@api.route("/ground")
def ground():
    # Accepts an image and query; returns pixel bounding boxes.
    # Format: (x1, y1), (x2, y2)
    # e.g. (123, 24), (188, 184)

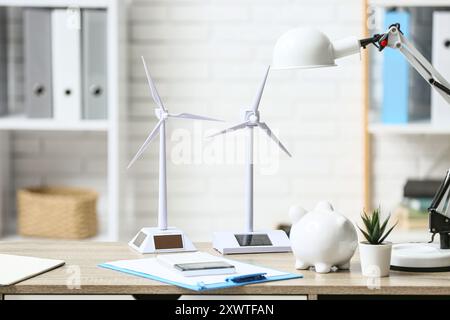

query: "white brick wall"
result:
(8, 0), (375, 241)
(121, 0), (366, 240)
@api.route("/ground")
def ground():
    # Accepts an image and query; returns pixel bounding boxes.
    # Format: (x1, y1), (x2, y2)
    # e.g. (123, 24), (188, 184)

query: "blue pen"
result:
(226, 273), (267, 283)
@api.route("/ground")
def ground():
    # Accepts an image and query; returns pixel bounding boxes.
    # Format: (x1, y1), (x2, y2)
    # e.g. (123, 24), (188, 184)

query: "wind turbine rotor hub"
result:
(206, 65), (292, 161)
(155, 108), (169, 120)
(244, 110), (260, 124)
(249, 114), (258, 123)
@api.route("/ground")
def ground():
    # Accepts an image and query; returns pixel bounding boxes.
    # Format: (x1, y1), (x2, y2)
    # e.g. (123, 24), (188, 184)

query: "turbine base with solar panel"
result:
(128, 57), (222, 254)
(209, 66), (292, 255)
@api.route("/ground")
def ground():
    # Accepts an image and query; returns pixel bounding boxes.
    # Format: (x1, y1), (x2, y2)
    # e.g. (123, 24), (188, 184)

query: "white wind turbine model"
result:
(210, 65), (292, 254)
(128, 56), (221, 254)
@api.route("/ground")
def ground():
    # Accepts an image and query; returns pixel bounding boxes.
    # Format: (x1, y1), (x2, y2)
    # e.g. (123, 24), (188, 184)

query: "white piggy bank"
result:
(289, 201), (358, 273)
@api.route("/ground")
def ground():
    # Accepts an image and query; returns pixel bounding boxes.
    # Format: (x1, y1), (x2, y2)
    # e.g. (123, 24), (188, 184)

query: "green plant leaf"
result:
(371, 208), (379, 231)
(379, 214), (390, 238)
(379, 221), (398, 244)
(359, 206), (397, 245)
(361, 211), (367, 221)
(357, 225), (372, 243)
(361, 214), (372, 234)
(362, 209), (370, 221)
(373, 212), (381, 243)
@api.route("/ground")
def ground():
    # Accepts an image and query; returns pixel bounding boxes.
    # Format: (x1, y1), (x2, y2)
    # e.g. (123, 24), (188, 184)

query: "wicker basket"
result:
(17, 186), (98, 239)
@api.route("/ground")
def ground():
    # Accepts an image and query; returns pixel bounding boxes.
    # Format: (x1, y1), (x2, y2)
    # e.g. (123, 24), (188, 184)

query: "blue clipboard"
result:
(99, 261), (302, 292)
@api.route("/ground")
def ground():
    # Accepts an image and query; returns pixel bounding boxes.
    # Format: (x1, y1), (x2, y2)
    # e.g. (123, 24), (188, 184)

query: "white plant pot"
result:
(359, 242), (392, 277)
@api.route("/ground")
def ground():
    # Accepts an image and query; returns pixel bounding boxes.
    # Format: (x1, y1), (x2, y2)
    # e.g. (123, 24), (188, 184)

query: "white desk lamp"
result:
(272, 24), (450, 271)
(128, 56), (221, 254)
(210, 66), (292, 254)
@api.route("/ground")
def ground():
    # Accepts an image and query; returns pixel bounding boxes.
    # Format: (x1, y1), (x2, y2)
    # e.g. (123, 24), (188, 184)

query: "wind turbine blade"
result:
(141, 56), (166, 111)
(127, 119), (164, 169)
(207, 121), (249, 138)
(258, 122), (292, 157)
(169, 113), (223, 122)
(251, 65), (270, 112)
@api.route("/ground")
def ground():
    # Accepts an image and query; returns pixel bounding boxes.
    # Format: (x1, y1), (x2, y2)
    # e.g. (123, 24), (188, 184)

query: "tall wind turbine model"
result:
(128, 56), (221, 254)
(210, 66), (292, 254)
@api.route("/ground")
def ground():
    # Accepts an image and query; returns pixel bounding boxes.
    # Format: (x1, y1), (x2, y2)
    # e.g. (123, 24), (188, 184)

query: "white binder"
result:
(52, 9), (82, 121)
(0, 7), (7, 116)
(431, 12), (450, 126)
(82, 10), (107, 120)
(0, 134), (9, 237)
(24, 8), (53, 118)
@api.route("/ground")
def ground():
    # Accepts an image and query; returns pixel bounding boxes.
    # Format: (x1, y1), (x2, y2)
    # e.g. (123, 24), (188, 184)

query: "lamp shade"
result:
(272, 27), (336, 70)
(272, 27), (361, 70)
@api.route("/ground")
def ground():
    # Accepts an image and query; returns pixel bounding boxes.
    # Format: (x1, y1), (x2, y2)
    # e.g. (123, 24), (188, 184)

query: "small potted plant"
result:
(358, 208), (397, 277)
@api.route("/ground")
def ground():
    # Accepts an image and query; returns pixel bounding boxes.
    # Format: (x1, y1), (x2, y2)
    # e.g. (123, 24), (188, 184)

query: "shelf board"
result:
(0, 115), (108, 131)
(0, 232), (111, 242)
(0, 0), (109, 8)
(369, 122), (450, 135)
(369, 0), (450, 7)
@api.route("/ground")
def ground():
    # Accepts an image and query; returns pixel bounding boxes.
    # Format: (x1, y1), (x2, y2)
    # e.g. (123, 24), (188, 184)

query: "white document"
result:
(432, 12), (450, 126)
(103, 254), (288, 287)
(0, 254), (65, 286)
(52, 9), (82, 121)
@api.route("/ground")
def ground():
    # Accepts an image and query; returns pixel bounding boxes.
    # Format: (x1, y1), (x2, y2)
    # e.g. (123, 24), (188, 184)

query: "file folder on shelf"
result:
(431, 12), (450, 126)
(24, 8), (53, 118)
(408, 7), (432, 122)
(0, 8), (7, 116)
(82, 10), (107, 120)
(52, 9), (82, 121)
(0, 133), (8, 237)
(382, 10), (410, 124)
(99, 255), (301, 291)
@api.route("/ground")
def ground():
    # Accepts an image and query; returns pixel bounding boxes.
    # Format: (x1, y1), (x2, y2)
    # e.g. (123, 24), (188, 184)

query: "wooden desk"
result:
(1, 241), (450, 299)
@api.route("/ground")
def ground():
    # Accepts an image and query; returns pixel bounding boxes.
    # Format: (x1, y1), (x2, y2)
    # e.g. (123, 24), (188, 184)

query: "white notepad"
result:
(156, 252), (226, 267)
(156, 252), (236, 276)
(0, 254), (65, 286)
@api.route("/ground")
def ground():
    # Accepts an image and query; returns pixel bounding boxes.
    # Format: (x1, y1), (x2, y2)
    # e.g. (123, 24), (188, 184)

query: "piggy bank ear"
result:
(289, 205), (308, 224)
(315, 201), (334, 212)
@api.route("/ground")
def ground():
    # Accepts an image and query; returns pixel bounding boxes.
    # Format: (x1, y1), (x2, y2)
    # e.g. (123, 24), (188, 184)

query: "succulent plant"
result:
(358, 207), (397, 245)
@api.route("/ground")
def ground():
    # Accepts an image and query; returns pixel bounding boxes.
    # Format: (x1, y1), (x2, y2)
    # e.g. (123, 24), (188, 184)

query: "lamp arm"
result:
(393, 32), (450, 248)
(379, 25), (450, 249)
(392, 28), (450, 103)
(359, 24), (450, 104)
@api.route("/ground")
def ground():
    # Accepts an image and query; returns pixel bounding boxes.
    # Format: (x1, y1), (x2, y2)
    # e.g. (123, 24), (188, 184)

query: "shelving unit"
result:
(0, 0), (127, 241)
(369, 0), (450, 7)
(363, 0), (450, 210)
(368, 123), (450, 135)
(0, 114), (109, 131)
